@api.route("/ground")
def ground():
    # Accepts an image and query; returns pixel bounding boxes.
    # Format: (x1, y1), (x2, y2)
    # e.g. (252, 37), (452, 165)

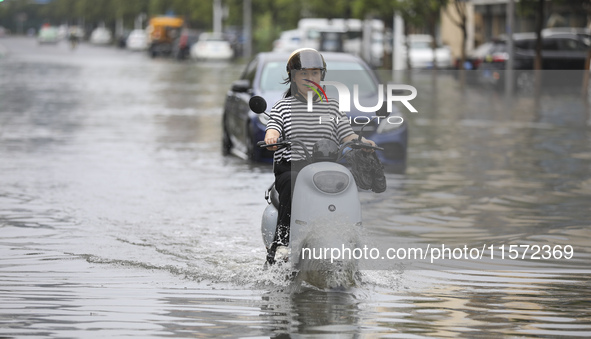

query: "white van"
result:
(272, 29), (303, 53)
(297, 18), (384, 67)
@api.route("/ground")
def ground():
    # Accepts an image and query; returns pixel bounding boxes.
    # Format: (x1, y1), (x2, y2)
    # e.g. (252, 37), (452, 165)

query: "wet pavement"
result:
(1, 36), (590, 338)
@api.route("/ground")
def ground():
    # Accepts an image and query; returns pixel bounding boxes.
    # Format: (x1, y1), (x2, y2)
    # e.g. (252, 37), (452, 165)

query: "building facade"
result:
(440, 0), (589, 59)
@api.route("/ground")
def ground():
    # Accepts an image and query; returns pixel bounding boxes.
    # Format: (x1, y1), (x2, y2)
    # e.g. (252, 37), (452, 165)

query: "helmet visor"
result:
(288, 49), (326, 71)
(298, 50), (325, 70)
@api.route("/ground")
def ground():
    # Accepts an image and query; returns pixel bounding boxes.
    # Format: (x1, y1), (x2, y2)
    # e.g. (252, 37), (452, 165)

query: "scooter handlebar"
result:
(341, 140), (384, 152)
(257, 139), (290, 149)
(257, 139), (381, 163)
(349, 142), (384, 151)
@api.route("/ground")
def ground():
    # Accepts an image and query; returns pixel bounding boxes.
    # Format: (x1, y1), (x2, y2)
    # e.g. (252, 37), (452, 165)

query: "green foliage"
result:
(302, 0), (351, 19)
(0, 0), (447, 53)
(253, 11), (276, 52)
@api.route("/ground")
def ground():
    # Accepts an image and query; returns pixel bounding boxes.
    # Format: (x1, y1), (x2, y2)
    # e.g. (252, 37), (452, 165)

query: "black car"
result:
(222, 52), (409, 165)
(477, 32), (590, 89)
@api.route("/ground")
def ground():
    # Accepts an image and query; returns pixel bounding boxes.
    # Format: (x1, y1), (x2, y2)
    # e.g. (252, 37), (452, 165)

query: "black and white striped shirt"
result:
(266, 96), (355, 162)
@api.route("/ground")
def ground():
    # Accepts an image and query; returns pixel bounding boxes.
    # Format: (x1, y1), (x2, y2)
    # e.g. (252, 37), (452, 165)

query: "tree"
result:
(422, 0), (448, 71)
(249, 0), (303, 52)
(393, 0), (423, 70)
(349, 0), (393, 68)
(304, 0), (351, 19)
(564, 0), (591, 96)
(395, 0), (447, 70)
(443, 0), (468, 70)
(518, 0), (545, 70)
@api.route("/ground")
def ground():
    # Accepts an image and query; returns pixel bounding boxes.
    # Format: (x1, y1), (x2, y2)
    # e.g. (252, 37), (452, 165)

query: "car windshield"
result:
(259, 62), (288, 91)
(202, 34), (226, 42)
(259, 60), (377, 97)
(40, 28), (57, 36)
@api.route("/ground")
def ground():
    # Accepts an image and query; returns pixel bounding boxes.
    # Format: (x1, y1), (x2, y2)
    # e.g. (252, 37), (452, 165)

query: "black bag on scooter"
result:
(345, 149), (387, 193)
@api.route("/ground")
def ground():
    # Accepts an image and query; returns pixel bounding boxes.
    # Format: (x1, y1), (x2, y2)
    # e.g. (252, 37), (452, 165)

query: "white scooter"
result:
(250, 96), (386, 289)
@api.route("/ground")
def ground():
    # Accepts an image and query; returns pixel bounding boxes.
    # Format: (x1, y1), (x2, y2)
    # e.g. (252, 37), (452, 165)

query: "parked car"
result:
(454, 41), (495, 70)
(370, 31), (385, 68)
(126, 29), (148, 51)
(190, 33), (233, 60)
(542, 27), (591, 45)
(37, 26), (60, 44)
(404, 34), (453, 69)
(172, 28), (200, 59)
(273, 29), (303, 52)
(477, 32), (589, 89)
(57, 25), (69, 41)
(222, 52), (408, 165)
(318, 29), (347, 53)
(90, 27), (112, 45)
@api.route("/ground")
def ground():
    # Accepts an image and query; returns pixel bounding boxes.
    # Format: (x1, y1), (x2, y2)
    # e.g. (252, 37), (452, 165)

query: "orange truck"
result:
(146, 16), (184, 57)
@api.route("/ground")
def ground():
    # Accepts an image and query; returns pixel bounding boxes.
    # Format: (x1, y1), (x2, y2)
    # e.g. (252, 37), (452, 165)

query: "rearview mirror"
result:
(376, 104), (390, 118)
(231, 79), (251, 93)
(249, 96), (267, 114)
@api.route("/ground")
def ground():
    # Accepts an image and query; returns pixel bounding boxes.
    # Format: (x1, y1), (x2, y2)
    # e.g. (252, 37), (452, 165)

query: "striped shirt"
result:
(266, 96), (355, 162)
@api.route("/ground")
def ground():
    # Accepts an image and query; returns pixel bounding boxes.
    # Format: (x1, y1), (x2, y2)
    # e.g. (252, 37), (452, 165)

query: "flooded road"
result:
(1, 37), (590, 338)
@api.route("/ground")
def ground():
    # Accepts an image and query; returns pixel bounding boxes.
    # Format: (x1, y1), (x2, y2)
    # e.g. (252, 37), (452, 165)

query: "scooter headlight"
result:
(313, 171), (350, 194)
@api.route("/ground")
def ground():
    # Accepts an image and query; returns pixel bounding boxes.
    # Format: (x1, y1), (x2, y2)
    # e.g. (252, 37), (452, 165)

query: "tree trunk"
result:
(534, 0), (544, 70)
(404, 20), (412, 70)
(582, 48), (591, 97)
(533, 0), (544, 96)
(459, 23), (467, 86)
(460, 24), (467, 68)
(430, 18), (438, 71)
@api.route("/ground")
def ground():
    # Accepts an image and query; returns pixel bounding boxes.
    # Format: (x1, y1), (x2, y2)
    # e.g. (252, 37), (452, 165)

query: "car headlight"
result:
(376, 115), (404, 134)
(258, 113), (270, 125)
(313, 171), (350, 194)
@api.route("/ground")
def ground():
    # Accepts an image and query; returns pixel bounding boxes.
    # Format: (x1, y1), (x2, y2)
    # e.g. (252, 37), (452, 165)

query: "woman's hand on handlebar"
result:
(343, 134), (380, 152)
(356, 139), (383, 152)
(263, 129), (281, 151)
(363, 138), (377, 149)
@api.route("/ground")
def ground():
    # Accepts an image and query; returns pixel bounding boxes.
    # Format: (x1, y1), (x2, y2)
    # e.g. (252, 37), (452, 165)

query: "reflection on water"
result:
(0, 37), (590, 337)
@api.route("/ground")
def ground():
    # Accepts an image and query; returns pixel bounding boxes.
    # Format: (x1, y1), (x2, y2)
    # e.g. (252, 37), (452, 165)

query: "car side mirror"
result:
(376, 104), (390, 118)
(249, 96), (267, 114)
(358, 103), (390, 142)
(231, 79), (251, 93)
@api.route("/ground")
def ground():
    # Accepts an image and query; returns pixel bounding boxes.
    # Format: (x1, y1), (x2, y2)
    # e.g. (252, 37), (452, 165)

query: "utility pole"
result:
(136, 13), (146, 30)
(392, 13), (406, 82)
(505, 0), (515, 98)
(213, 0), (222, 34)
(243, 0), (252, 58)
(362, 17), (372, 64)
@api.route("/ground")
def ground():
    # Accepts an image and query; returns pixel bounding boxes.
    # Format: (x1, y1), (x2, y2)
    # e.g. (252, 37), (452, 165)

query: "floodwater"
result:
(0, 37), (590, 338)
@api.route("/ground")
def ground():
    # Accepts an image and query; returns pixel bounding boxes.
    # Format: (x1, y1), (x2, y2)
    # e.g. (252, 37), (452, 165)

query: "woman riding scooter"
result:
(263, 48), (377, 265)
